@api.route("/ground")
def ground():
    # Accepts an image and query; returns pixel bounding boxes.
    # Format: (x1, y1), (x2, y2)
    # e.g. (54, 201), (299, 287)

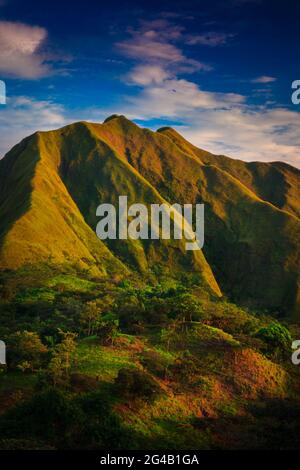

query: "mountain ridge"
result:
(0, 115), (300, 317)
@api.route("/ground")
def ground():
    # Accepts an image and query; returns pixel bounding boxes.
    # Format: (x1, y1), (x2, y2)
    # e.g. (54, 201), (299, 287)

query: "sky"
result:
(0, 0), (300, 167)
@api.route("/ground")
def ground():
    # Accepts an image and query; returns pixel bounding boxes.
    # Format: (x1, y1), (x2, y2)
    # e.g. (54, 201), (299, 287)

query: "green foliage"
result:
(75, 390), (131, 449)
(255, 322), (292, 357)
(0, 388), (131, 449)
(0, 388), (83, 445)
(80, 301), (100, 336)
(7, 331), (48, 371)
(47, 330), (77, 386)
(96, 314), (119, 345)
(115, 367), (161, 401)
(139, 349), (172, 378)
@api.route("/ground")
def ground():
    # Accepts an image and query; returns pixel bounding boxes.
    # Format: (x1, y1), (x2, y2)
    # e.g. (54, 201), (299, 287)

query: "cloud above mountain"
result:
(114, 19), (300, 168)
(0, 96), (66, 156)
(0, 20), (70, 79)
(0, 21), (50, 78)
(1, 6), (299, 169)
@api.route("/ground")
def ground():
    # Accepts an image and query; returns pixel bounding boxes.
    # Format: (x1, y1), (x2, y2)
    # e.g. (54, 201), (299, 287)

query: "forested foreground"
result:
(1, 264), (300, 450)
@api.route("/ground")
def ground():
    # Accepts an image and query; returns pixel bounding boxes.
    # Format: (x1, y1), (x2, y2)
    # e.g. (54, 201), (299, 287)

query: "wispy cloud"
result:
(185, 32), (234, 46)
(116, 19), (212, 78)
(126, 64), (170, 85)
(0, 96), (67, 156)
(125, 78), (244, 116)
(182, 107), (300, 167)
(252, 75), (277, 83)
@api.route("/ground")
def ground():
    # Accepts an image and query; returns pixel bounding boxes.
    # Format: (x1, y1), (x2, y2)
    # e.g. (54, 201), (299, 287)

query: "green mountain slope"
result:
(0, 131), (127, 278)
(89, 115), (300, 317)
(0, 115), (299, 317)
(0, 121), (221, 297)
(158, 126), (300, 220)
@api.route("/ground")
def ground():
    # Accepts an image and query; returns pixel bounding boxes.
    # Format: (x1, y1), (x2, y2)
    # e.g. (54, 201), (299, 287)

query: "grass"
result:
(0, 371), (37, 393)
(46, 274), (96, 293)
(74, 337), (138, 381)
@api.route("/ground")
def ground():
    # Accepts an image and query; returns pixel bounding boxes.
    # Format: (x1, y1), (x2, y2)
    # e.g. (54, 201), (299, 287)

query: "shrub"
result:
(169, 351), (201, 383)
(0, 388), (83, 445)
(7, 331), (48, 371)
(139, 350), (172, 378)
(75, 390), (129, 448)
(254, 322), (292, 357)
(115, 367), (161, 401)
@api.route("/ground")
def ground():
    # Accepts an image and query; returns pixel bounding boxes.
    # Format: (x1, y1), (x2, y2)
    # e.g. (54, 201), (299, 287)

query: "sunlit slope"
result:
(90, 116), (300, 316)
(0, 132), (127, 277)
(39, 122), (220, 295)
(159, 126), (300, 219)
(0, 122), (221, 297)
(1, 115), (299, 315)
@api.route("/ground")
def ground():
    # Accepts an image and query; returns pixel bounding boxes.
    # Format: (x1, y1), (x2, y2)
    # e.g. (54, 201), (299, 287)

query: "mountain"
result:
(0, 115), (300, 317)
(0, 120), (220, 297)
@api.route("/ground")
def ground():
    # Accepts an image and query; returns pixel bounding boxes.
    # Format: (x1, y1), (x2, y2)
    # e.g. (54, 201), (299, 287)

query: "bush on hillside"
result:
(114, 367), (161, 401)
(254, 322), (292, 357)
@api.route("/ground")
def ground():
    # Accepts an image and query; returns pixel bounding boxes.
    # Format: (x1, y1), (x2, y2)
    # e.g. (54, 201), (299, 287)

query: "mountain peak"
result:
(157, 126), (174, 133)
(103, 114), (127, 124)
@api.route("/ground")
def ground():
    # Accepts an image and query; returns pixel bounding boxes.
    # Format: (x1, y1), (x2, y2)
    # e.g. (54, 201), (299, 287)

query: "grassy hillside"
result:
(0, 121), (221, 297)
(0, 131), (126, 278)
(159, 126), (300, 220)
(88, 116), (300, 317)
(1, 115), (300, 314)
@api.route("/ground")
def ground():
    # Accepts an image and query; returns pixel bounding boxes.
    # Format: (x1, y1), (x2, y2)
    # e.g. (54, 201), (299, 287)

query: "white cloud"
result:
(125, 78), (245, 117)
(126, 65), (170, 85)
(173, 107), (300, 168)
(252, 75), (277, 83)
(0, 21), (66, 79)
(114, 19), (300, 168)
(0, 96), (67, 156)
(115, 75), (300, 168)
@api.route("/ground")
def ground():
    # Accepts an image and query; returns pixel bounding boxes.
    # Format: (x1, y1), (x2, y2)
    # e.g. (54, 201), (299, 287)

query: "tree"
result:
(0, 388), (83, 445)
(48, 330), (77, 386)
(255, 322), (292, 358)
(80, 301), (100, 336)
(169, 293), (204, 323)
(8, 331), (47, 371)
(160, 319), (181, 351)
(96, 313), (119, 345)
(80, 296), (117, 337)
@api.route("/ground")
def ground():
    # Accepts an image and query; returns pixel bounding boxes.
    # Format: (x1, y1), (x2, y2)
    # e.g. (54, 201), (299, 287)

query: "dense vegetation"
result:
(0, 263), (300, 449)
(1, 115), (300, 449)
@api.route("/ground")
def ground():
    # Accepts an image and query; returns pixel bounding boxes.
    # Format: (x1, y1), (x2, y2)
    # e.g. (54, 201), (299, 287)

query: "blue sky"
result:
(0, 0), (300, 167)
